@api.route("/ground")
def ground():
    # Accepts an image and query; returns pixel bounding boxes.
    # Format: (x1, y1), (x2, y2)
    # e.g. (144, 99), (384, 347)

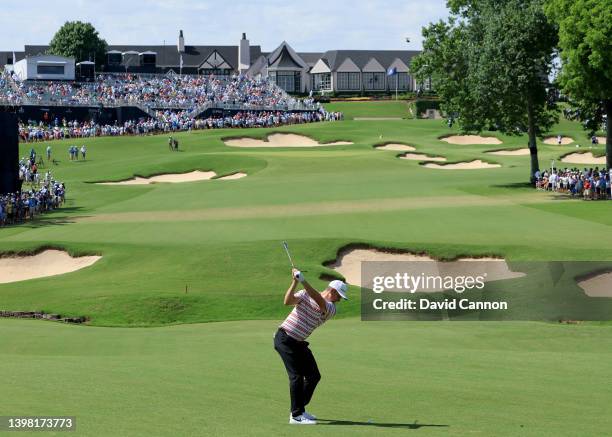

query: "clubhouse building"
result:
(1, 32), (421, 94)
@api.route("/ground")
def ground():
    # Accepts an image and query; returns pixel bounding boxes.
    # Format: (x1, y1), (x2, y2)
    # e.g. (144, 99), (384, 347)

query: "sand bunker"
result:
(423, 160), (501, 170)
(561, 153), (606, 165)
(487, 148), (530, 156)
(544, 136), (574, 145)
(596, 137), (606, 144)
(0, 250), (101, 284)
(224, 133), (352, 148)
(441, 135), (502, 145)
(217, 172), (247, 180)
(98, 171), (218, 185)
(375, 143), (416, 151)
(400, 153), (447, 162)
(578, 272), (612, 297)
(328, 248), (525, 291)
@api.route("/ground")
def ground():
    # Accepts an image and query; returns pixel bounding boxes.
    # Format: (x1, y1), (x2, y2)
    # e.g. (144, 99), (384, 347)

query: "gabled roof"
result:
(246, 55), (268, 77)
(296, 52), (324, 67)
(267, 42), (307, 70)
(319, 50), (420, 72)
(199, 50), (232, 69)
(268, 46), (302, 69)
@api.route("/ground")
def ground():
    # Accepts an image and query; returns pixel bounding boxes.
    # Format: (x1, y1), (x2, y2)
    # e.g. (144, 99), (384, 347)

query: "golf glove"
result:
(293, 271), (305, 283)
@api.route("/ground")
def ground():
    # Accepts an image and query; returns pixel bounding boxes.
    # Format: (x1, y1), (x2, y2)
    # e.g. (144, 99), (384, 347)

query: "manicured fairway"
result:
(325, 100), (412, 119)
(1, 113), (609, 325)
(1, 104), (611, 436)
(2, 318), (612, 437)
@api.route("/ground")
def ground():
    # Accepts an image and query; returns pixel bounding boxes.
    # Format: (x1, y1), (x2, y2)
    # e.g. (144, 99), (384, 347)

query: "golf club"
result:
(282, 241), (295, 268)
(282, 241), (307, 273)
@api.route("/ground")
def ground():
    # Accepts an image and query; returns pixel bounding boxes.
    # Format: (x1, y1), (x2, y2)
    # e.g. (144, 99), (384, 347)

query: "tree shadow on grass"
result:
(491, 182), (534, 190)
(5, 207), (87, 229)
(316, 418), (449, 429)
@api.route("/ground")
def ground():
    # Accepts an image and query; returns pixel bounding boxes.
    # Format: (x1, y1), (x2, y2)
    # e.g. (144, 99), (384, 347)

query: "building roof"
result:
(319, 50), (420, 71)
(23, 44), (262, 69)
(268, 46), (302, 69)
(296, 52), (324, 67)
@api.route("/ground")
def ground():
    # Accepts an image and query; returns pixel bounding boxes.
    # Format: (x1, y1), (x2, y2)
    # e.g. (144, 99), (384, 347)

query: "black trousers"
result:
(274, 328), (321, 417)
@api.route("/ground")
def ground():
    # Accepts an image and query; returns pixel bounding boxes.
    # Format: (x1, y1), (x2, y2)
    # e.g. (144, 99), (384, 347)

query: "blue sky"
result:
(2, 0), (449, 51)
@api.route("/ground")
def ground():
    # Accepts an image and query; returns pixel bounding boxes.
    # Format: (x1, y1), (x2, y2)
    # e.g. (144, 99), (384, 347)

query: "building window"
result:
(277, 73), (294, 93)
(363, 72), (385, 90)
(37, 65), (64, 75)
(337, 72), (360, 90)
(387, 72), (410, 91)
(107, 53), (122, 65)
(273, 71), (299, 93)
(312, 73), (331, 91)
(141, 54), (156, 66)
(294, 72), (301, 93)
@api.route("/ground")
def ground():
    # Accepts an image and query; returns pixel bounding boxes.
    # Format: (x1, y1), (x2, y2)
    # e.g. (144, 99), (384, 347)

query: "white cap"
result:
(328, 280), (348, 300)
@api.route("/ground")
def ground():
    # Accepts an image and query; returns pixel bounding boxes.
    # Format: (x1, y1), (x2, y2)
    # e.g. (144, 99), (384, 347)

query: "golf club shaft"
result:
(282, 241), (295, 268)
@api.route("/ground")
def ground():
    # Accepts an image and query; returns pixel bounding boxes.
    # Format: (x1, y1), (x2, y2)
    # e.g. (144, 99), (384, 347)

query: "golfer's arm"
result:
(302, 280), (327, 314)
(284, 279), (299, 305)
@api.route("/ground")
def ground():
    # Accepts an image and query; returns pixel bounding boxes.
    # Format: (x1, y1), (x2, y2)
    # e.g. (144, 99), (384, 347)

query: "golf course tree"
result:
(48, 21), (107, 67)
(412, 0), (559, 183)
(545, 0), (612, 169)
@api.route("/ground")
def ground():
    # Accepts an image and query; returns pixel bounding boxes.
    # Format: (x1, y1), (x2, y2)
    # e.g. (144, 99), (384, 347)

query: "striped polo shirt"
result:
(280, 290), (336, 341)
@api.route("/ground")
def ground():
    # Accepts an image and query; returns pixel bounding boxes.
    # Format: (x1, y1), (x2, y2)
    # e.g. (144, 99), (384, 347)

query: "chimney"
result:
(238, 33), (250, 75)
(178, 30), (185, 53)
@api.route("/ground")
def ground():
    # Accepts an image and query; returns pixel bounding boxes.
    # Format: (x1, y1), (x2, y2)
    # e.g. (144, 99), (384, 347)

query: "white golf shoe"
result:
(289, 414), (316, 425)
(302, 411), (317, 420)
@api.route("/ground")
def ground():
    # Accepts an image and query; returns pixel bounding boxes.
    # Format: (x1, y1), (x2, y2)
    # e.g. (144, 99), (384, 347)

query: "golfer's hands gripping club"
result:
(292, 268), (305, 283)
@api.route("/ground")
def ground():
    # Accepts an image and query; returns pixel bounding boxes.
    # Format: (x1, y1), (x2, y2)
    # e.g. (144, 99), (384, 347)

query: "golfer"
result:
(274, 267), (348, 425)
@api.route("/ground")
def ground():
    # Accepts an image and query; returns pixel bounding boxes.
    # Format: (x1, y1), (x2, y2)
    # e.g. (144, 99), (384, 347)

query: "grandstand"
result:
(0, 67), (327, 134)
(0, 70), (316, 112)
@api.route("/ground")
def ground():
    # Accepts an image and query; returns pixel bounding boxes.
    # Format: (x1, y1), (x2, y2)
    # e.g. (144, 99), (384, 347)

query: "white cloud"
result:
(0, 0), (448, 51)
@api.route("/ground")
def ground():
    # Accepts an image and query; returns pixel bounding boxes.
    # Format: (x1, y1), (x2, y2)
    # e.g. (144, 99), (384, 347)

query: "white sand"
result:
(578, 272), (612, 297)
(424, 160), (501, 170)
(487, 148), (530, 156)
(543, 136), (574, 145)
(440, 135), (503, 145)
(561, 153), (606, 165)
(375, 143), (416, 151)
(98, 171), (218, 185)
(328, 248), (525, 291)
(224, 133), (353, 148)
(217, 172), (247, 180)
(0, 250), (101, 284)
(597, 137), (606, 145)
(400, 153), (447, 162)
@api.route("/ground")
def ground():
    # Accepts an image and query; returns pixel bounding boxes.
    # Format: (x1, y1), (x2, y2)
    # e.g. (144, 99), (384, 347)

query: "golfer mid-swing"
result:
(274, 268), (348, 425)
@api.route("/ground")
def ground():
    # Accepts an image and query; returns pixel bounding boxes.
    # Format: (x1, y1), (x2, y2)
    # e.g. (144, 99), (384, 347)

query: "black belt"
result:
(277, 328), (308, 344)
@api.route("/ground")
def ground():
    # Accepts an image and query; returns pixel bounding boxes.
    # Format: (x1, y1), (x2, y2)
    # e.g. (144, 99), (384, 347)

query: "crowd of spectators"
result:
(17, 108), (343, 143)
(536, 167), (611, 200)
(0, 152), (66, 226)
(1, 71), (314, 110)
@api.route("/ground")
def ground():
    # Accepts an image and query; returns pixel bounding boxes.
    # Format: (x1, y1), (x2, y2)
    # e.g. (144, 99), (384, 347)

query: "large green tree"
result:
(48, 21), (107, 67)
(545, 0), (612, 169)
(412, 0), (559, 183)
